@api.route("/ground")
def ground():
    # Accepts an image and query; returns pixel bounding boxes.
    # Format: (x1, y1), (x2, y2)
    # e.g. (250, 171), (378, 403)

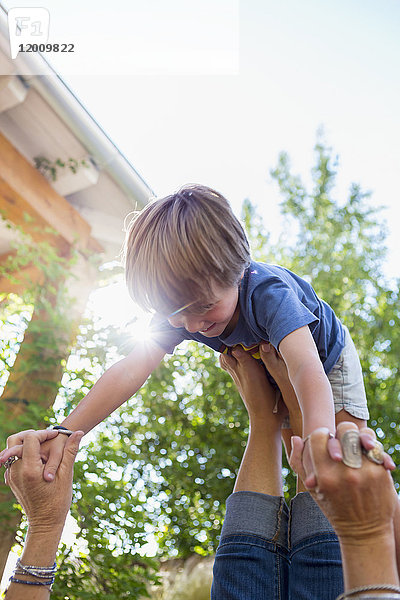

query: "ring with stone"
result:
(3, 456), (18, 470)
(362, 439), (385, 465)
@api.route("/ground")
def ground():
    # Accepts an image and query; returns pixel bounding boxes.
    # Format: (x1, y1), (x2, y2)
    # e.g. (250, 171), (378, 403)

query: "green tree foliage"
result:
(50, 322), (161, 599)
(52, 139), (399, 597)
(0, 223), (76, 426)
(0, 294), (32, 393)
(49, 324), (245, 598)
(0, 225), (78, 550)
(268, 139), (400, 471)
(2, 138), (399, 598)
(104, 343), (246, 557)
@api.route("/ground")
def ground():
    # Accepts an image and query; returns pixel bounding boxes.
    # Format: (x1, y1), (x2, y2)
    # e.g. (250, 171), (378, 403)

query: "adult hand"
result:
(291, 424), (395, 490)
(290, 423), (397, 543)
(0, 428), (58, 467)
(5, 429), (84, 530)
(220, 345), (287, 422)
(259, 343), (302, 432)
(1, 428), (69, 482)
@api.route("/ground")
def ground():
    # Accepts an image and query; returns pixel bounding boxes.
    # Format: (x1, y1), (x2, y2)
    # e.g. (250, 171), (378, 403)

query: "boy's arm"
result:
(0, 342), (167, 481)
(279, 325), (335, 436)
(61, 340), (166, 433)
(37, 341), (166, 481)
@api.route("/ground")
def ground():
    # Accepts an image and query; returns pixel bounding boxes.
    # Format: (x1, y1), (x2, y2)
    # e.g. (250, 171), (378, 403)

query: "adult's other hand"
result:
(5, 429), (84, 530)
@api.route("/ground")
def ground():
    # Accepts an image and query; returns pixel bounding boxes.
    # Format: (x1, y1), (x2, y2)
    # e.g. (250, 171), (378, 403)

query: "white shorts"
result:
(327, 325), (369, 421)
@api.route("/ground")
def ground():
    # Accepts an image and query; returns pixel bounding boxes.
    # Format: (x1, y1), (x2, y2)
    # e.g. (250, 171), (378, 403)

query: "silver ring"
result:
(341, 430), (362, 468)
(362, 440), (385, 465)
(3, 456), (18, 470)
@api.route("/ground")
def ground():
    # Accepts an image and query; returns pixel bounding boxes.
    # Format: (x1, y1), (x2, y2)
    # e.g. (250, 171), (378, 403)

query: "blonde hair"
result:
(124, 184), (250, 315)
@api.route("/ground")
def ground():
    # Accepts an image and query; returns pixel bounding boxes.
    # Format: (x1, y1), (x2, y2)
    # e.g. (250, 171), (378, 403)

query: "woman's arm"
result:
(6, 527), (64, 600)
(290, 423), (399, 595)
(0, 341), (167, 481)
(340, 531), (398, 592)
(5, 429), (84, 599)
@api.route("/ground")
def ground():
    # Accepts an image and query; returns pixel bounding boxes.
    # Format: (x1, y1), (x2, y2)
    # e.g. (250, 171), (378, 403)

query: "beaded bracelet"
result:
(14, 568), (55, 580)
(7, 558), (57, 593)
(9, 576), (53, 591)
(14, 569), (54, 579)
(15, 558), (57, 578)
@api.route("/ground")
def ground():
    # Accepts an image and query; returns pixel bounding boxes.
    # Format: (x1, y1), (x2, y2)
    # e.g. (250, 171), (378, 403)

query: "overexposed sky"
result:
(2, 0), (400, 278)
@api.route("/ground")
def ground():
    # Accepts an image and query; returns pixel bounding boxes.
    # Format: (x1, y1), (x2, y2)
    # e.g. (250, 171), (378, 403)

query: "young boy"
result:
(1, 184), (369, 479)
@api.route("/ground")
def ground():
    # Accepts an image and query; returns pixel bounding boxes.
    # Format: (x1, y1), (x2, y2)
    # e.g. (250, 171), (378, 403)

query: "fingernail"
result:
(47, 473), (54, 481)
(261, 343), (270, 352)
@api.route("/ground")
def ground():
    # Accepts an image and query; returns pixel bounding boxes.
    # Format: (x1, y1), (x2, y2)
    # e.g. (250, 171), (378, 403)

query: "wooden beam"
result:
(0, 132), (103, 255)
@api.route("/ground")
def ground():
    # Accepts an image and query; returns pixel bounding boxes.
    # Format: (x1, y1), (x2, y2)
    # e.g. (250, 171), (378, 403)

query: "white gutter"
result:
(24, 74), (155, 207)
(0, 5), (154, 208)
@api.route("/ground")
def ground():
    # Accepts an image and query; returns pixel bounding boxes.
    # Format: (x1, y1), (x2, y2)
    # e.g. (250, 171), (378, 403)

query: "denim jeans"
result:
(211, 491), (343, 600)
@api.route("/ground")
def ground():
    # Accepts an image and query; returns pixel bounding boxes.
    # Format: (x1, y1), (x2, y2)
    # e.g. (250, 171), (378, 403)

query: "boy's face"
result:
(167, 282), (239, 338)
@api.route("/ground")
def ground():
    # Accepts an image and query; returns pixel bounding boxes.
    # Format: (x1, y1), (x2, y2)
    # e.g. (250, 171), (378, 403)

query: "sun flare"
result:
(89, 281), (154, 343)
(127, 312), (154, 343)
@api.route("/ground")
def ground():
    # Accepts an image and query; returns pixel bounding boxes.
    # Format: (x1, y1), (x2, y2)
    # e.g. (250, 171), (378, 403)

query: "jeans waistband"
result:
(289, 492), (336, 548)
(220, 491), (289, 548)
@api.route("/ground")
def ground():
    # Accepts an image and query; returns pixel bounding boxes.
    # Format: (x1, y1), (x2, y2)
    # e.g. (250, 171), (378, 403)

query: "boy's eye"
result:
(197, 303), (214, 313)
(186, 303), (214, 315)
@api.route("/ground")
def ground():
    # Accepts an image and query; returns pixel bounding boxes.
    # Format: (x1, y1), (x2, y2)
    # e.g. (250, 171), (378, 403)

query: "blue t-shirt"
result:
(150, 261), (345, 374)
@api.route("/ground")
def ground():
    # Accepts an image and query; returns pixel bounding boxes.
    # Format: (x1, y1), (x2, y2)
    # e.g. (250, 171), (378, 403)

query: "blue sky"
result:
(3, 0), (400, 278)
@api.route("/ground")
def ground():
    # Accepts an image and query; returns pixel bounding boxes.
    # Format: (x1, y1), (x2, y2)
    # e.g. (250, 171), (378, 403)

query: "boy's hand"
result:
(40, 433), (69, 481)
(1, 429), (69, 481)
(0, 429), (57, 468)
(5, 429), (84, 528)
